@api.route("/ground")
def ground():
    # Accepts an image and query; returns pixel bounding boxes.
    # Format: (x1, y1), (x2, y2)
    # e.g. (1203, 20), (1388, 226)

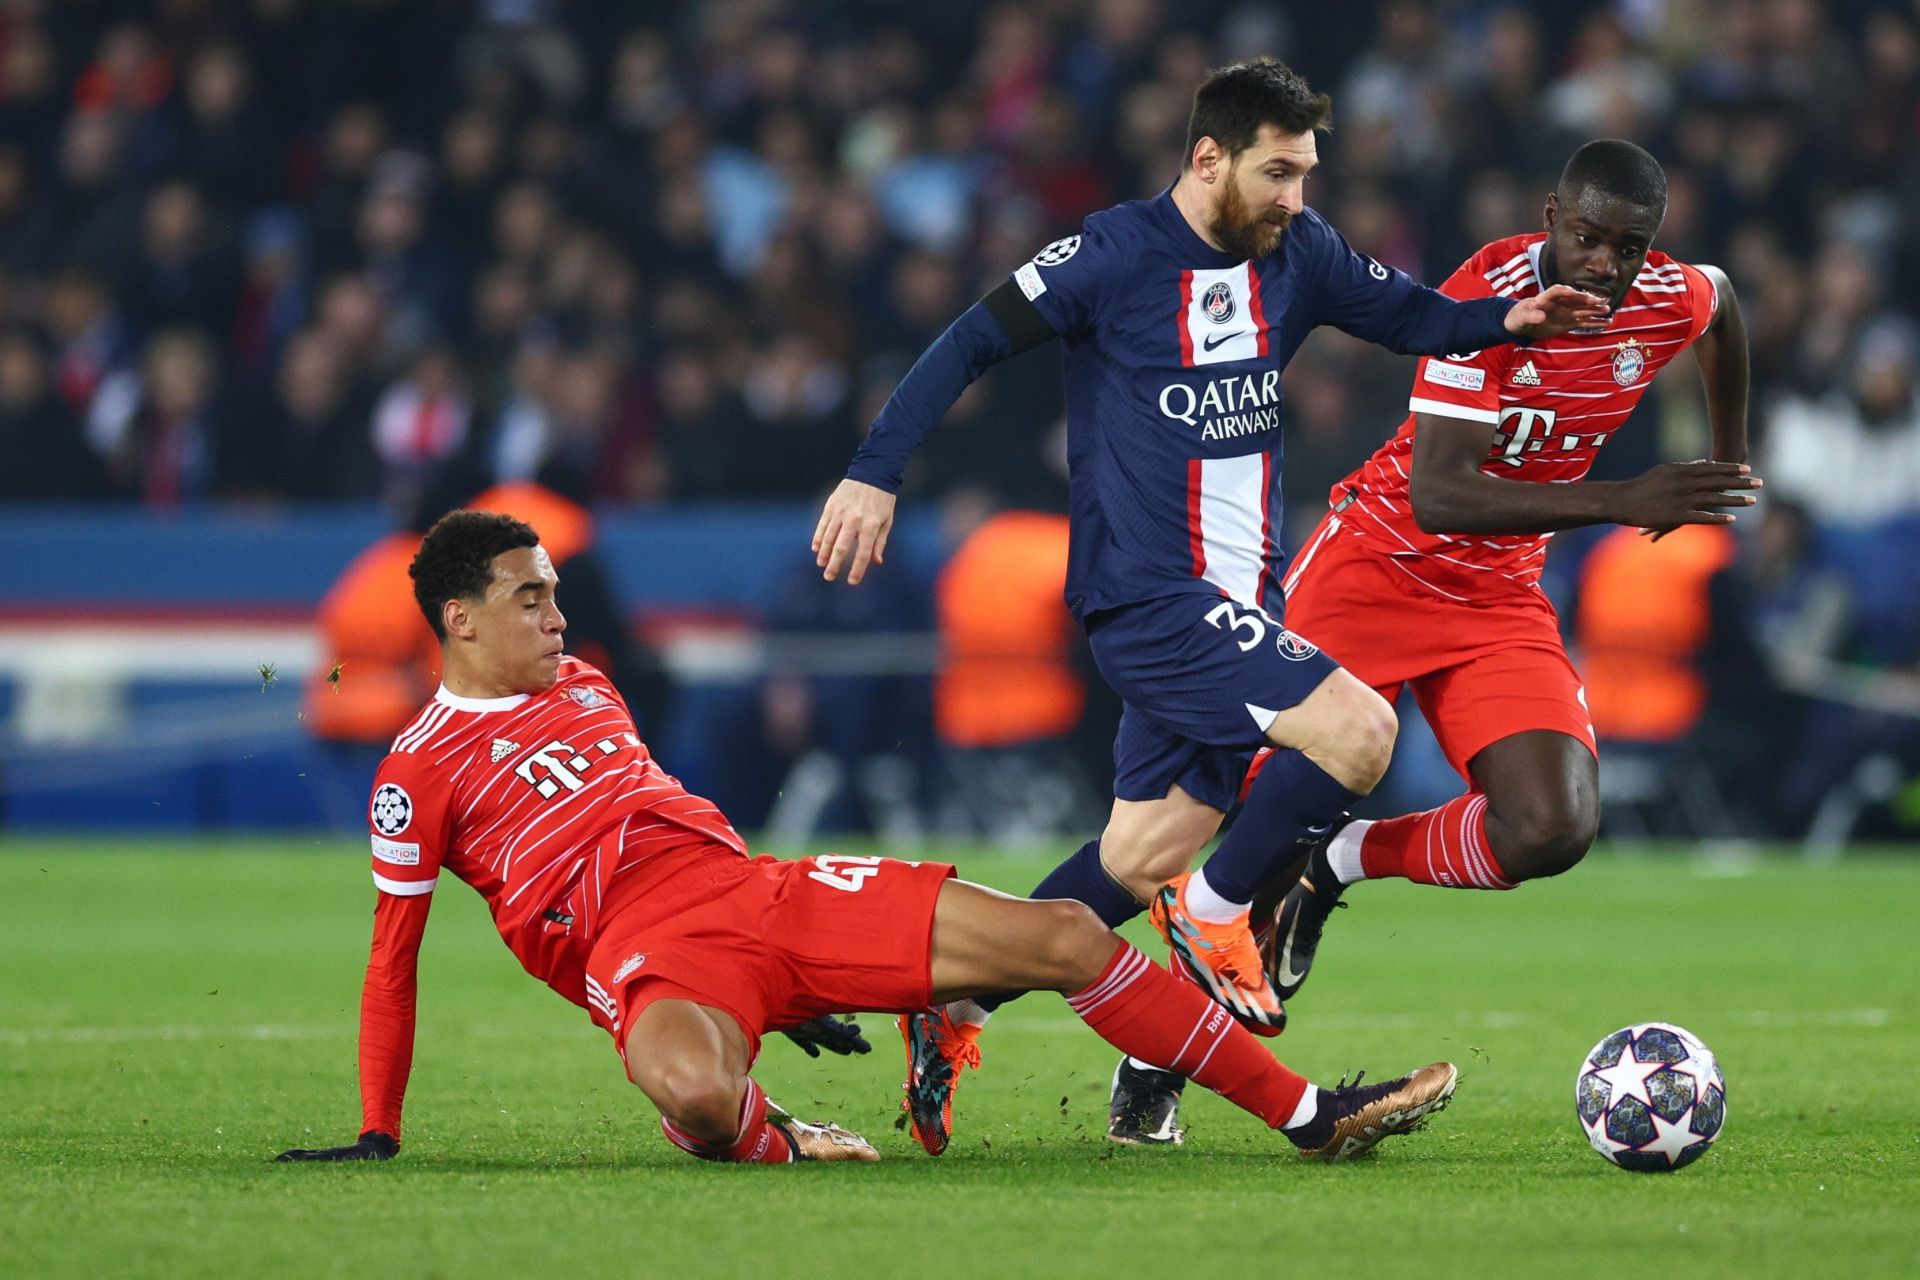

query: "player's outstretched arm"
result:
(1690, 265), (1750, 465)
(1502, 284), (1614, 342)
(1409, 413), (1761, 537)
(823, 276), (1061, 584)
(275, 890), (432, 1164)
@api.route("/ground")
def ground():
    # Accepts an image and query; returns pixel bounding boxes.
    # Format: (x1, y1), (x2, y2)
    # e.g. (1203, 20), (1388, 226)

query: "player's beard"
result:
(1210, 178), (1290, 262)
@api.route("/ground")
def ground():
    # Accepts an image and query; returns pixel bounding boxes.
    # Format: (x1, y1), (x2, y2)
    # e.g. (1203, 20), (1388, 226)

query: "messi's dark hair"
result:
(1557, 139), (1668, 213)
(409, 510), (540, 640)
(1184, 57), (1332, 167)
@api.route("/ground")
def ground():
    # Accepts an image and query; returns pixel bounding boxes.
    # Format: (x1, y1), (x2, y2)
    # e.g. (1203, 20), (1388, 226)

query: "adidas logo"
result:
(490, 738), (521, 763)
(1512, 360), (1542, 387)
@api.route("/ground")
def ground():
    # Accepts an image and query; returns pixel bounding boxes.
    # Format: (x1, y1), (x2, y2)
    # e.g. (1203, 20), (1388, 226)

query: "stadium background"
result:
(1, 0), (1918, 852)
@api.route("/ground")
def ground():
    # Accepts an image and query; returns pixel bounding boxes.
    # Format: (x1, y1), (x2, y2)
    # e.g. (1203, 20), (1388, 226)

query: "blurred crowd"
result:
(3, 0), (1919, 838)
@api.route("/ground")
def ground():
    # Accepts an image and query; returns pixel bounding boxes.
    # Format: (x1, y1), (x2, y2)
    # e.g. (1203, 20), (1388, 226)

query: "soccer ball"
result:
(1575, 1022), (1726, 1172)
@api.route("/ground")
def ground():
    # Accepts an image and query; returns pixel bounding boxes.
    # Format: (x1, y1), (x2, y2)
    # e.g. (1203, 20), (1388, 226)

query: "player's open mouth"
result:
(1572, 283), (1614, 306)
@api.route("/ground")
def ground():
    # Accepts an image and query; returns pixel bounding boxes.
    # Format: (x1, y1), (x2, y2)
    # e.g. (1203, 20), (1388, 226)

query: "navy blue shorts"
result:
(1086, 593), (1341, 812)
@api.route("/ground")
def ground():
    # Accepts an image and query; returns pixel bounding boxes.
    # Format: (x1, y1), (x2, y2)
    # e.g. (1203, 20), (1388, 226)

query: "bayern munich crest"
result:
(566, 685), (608, 709)
(1033, 235), (1081, 267)
(1202, 281), (1236, 324)
(370, 783), (413, 836)
(1612, 338), (1647, 386)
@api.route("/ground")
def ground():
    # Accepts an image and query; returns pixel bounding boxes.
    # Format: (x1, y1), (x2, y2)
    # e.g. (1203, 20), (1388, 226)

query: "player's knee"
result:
(1098, 826), (1191, 889)
(1299, 684), (1396, 793)
(1489, 792), (1598, 881)
(1036, 899), (1116, 989)
(643, 1063), (742, 1144)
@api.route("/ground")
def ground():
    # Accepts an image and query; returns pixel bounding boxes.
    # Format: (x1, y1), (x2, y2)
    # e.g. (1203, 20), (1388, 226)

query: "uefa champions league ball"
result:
(1575, 1022), (1726, 1171)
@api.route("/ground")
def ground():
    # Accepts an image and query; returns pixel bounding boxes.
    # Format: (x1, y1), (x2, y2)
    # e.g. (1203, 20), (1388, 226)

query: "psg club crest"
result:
(566, 685), (608, 709)
(1612, 338), (1647, 386)
(1277, 629), (1319, 661)
(1202, 281), (1237, 325)
(370, 783), (413, 836)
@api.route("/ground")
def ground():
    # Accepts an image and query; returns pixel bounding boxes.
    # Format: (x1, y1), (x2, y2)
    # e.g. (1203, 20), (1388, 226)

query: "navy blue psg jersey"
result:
(846, 186), (1517, 621)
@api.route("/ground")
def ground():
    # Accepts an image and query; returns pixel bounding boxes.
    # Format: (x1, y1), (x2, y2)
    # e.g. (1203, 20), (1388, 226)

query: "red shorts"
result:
(582, 849), (954, 1064)
(1281, 515), (1596, 779)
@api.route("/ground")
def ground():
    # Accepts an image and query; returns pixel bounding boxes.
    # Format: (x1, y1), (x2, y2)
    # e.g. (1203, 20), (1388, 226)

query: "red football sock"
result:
(1358, 792), (1513, 889)
(1066, 943), (1309, 1128)
(659, 1077), (794, 1164)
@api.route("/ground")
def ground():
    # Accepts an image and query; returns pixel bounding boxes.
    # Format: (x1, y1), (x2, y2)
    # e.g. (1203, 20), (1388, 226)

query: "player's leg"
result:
(1269, 640), (1599, 1000)
(921, 878), (1458, 1158)
(937, 724), (1227, 1030)
(1338, 728), (1599, 886)
(623, 997), (793, 1163)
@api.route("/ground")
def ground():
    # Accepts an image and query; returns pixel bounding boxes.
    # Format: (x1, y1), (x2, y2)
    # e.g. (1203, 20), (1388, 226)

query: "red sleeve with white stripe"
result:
(359, 889), (431, 1140)
(365, 751), (453, 896)
(1405, 262), (1517, 427)
(1678, 262), (1718, 344)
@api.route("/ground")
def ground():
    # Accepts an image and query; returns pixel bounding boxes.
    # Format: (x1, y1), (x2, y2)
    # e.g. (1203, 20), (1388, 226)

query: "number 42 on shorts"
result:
(806, 854), (916, 893)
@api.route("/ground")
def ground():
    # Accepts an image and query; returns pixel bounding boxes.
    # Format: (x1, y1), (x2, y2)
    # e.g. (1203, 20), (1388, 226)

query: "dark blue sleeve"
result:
(845, 221), (1116, 493)
(845, 301), (1015, 493)
(1305, 211), (1521, 356)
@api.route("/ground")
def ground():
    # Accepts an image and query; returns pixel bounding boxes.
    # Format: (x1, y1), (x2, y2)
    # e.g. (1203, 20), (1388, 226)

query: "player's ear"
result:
(1543, 191), (1559, 232)
(1191, 136), (1221, 183)
(442, 597), (474, 641)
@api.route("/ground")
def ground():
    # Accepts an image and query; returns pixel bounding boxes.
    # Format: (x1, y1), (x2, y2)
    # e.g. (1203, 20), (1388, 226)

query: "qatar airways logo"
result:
(1158, 369), (1283, 441)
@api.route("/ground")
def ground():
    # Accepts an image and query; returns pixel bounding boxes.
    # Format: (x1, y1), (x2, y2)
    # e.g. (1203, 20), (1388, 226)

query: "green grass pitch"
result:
(3, 838), (1917, 1278)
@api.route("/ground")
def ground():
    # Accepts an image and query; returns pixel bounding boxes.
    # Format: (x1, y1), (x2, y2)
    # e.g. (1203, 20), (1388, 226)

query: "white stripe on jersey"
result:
(1196, 453), (1267, 605)
(1184, 265), (1261, 366)
(1482, 250), (1532, 289)
(1408, 396), (1500, 424)
(1281, 515), (1342, 595)
(372, 871), (437, 895)
(394, 703), (454, 754)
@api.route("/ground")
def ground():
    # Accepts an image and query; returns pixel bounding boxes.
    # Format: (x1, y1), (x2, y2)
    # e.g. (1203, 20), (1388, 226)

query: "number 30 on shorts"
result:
(807, 854), (888, 892)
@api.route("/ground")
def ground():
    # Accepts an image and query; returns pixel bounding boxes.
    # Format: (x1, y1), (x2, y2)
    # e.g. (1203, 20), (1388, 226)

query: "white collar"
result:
(1525, 240), (1545, 293)
(434, 685), (532, 712)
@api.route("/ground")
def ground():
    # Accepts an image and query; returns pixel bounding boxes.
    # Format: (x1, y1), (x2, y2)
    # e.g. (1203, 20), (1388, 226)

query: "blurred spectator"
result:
(87, 326), (226, 506)
(246, 327), (377, 501)
(1764, 319), (1920, 528)
(0, 324), (108, 500)
(118, 179), (239, 339)
(371, 344), (471, 503)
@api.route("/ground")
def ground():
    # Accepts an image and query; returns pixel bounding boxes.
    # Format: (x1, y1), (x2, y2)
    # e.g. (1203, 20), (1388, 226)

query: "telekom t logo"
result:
(514, 735), (637, 798)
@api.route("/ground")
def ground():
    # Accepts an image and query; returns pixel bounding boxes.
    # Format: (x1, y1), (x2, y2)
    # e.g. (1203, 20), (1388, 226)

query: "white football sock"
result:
(947, 998), (993, 1029)
(1325, 819), (1373, 885)
(1182, 866), (1248, 923)
(1283, 1084), (1321, 1131)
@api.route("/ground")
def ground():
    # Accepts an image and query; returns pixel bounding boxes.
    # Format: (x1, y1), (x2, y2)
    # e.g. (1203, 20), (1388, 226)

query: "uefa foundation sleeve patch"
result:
(372, 835), (421, 866)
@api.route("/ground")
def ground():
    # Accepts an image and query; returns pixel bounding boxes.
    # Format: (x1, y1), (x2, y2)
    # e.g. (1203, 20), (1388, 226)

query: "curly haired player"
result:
(275, 511), (1459, 1166)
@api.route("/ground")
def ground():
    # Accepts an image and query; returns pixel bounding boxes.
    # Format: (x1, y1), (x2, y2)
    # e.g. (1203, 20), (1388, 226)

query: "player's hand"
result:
(274, 1130), (399, 1162)
(1619, 461), (1762, 540)
(1504, 284), (1611, 340)
(814, 479), (896, 585)
(783, 1015), (872, 1058)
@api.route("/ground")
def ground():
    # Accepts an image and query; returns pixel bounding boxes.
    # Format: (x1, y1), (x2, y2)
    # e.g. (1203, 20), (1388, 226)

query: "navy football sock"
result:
(1199, 749), (1360, 905)
(973, 839), (1142, 1014)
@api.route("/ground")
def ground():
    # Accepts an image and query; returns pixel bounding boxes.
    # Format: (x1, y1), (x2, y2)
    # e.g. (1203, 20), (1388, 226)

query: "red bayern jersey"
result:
(1327, 233), (1718, 598)
(365, 656), (745, 991)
